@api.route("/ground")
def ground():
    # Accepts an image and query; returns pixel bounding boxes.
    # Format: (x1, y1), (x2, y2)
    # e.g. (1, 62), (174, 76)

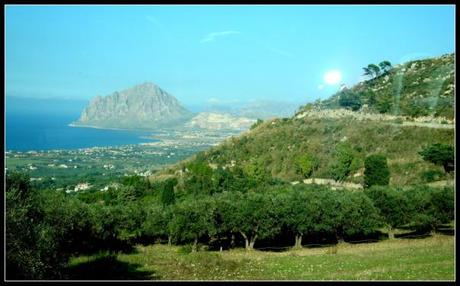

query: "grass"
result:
(67, 234), (454, 280)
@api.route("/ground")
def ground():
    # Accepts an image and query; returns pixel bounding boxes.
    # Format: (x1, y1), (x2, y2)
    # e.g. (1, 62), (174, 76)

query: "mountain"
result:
(154, 53), (455, 187)
(203, 100), (300, 120)
(71, 82), (192, 130)
(185, 112), (256, 130)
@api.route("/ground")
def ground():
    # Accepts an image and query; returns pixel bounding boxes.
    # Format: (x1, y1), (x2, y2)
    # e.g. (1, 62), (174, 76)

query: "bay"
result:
(6, 111), (157, 151)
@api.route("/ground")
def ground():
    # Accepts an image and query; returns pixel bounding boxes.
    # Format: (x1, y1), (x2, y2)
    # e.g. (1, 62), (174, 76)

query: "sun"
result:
(323, 70), (342, 85)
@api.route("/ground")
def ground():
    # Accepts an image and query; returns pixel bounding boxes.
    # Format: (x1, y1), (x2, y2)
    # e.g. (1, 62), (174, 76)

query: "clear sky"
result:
(5, 5), (455, 107)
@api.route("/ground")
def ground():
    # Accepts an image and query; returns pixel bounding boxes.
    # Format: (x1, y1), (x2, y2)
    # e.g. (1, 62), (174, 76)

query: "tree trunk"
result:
(388, 226), (395, 240)
(168, 235), (172, 246)
(230, 233), (235, 248)
(240, 232), (249, 250)
(335, 232), (341, 244)
(248, 235), (257, 251)
(192, 236), (198, 252)
(294, 234), (303, 249)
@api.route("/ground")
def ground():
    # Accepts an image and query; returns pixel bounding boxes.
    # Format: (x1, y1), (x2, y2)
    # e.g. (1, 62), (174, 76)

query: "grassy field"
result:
(67, 234), (454, 281)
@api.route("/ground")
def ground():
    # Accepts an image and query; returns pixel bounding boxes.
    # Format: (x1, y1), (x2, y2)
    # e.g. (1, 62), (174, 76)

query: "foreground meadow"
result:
(67, 234), (454, 280)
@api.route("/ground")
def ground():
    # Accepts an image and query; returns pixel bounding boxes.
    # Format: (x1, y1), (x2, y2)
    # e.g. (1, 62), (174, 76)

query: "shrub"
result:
(338, 90), (362, 111)
(419, 143), (454, 173)
(364, 154), (390, 188)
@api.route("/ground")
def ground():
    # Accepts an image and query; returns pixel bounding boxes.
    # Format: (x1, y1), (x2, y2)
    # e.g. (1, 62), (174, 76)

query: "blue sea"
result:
(5, 97), (157, 151)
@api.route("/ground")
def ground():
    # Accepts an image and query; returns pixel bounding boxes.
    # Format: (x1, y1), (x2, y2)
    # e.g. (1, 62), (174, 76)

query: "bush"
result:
(421, 170), (445, 183)
(404, 186), (454, 233)
(338, 90), (362, 111)
(419, 143), (454, 173)
(364, 154), (390, 188)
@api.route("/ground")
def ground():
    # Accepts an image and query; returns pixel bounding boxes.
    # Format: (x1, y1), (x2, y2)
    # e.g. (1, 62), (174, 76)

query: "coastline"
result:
(68, 123), (157, 132)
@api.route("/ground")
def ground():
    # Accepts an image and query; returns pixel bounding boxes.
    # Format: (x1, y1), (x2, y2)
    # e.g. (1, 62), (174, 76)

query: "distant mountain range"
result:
(204, 100), (300, 120)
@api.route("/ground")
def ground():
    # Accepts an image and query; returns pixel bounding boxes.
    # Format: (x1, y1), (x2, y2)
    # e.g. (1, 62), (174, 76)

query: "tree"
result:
(364, 154), (390, 188)
(330, 143), (360, 182)
(362, 66), (372, 79)
(364, 186), (409, 239)
(278, 186), (340, 249)
(169, 197), (217, 252)
(379, 61), (392, 74)
(404, 186), (454, 233)
(338, 90), (362, 111)
(243, 158), (270, 187)
(336, 191), (382, 240)
(295, 152), (318, 178)
(142, 203), (172, 244)
(186, 159), (214, 195)
(160, 178), (177, 206)
(368, 64), (382, 78)
(419, 143), (454, 173)
(216, 191), (279, 250)
(6, 172), (46, 279)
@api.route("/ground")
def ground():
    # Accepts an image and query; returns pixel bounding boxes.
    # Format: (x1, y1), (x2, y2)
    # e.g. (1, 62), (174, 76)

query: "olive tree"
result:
(278, 186), (341, 249)
(169, 196), (217, 252)
(364, 186), (410, 239)
(216, 191), (279, 250)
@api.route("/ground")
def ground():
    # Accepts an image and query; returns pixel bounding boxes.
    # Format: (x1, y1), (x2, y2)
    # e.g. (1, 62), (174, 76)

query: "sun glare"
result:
(324, 70), (342, 85)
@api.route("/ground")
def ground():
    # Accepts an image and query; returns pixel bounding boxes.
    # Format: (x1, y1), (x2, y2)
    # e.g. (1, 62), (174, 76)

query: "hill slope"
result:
(154, 54), (455, 187)
(299, 53), (455, 119)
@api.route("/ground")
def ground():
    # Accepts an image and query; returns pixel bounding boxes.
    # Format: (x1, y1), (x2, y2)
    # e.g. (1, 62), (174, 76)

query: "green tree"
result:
(404, 186), (454, 233)
(169, 196), (217, 252)
(186, 158), (214, 195)
(243, 158), (270, 187)
(278, 186), (340, 248)
(368, 64), (382, 78)
(338, 90), (362, 111)
(160, 178), (177, 206)
(364, 154), (390, 188)
(295, 152), (318, 178)
(419, 143), (454, 173)
(330, 143), (360, 182)
(6, 172), (46, 279)
(364, 186), (409, 239)
(142, 203), (173, 244)
(362, 66), (372, 79)
(379, 61), (392, 74)
(336, 191), (382, 241)
(216, 191), (279, 250)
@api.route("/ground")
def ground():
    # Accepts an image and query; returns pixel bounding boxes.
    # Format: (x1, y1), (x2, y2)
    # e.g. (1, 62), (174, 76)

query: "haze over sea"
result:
(5, 96), (157, 151)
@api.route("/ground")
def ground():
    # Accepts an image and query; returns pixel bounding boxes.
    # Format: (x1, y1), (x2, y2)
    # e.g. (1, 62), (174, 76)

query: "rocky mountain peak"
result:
(72, 82), (192, 130)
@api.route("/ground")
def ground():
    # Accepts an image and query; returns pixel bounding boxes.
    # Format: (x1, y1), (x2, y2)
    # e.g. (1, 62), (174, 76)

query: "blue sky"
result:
(5, 5), (455, 107)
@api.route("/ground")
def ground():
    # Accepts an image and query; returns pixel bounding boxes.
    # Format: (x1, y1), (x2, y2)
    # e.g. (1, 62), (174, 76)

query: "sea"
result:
(5, 96), (157, 151)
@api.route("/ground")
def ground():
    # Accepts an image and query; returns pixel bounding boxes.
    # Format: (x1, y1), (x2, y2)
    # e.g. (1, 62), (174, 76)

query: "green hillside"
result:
(155, 54), (455, 188)
(299, 53), (454, 119)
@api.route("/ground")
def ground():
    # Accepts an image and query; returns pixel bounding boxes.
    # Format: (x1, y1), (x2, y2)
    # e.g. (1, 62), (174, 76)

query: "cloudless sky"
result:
(5, 5), (455, 107)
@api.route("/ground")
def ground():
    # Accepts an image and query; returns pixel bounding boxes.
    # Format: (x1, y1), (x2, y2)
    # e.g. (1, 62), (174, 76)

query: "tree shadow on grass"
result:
(64, 255), (160, 280)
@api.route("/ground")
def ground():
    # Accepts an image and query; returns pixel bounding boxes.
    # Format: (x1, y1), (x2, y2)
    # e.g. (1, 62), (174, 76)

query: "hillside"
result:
(72, 82), (193, 130)
(185, 112), (256, 130)
(154, 54), (455, 188)
(299, 53), (454, 119)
